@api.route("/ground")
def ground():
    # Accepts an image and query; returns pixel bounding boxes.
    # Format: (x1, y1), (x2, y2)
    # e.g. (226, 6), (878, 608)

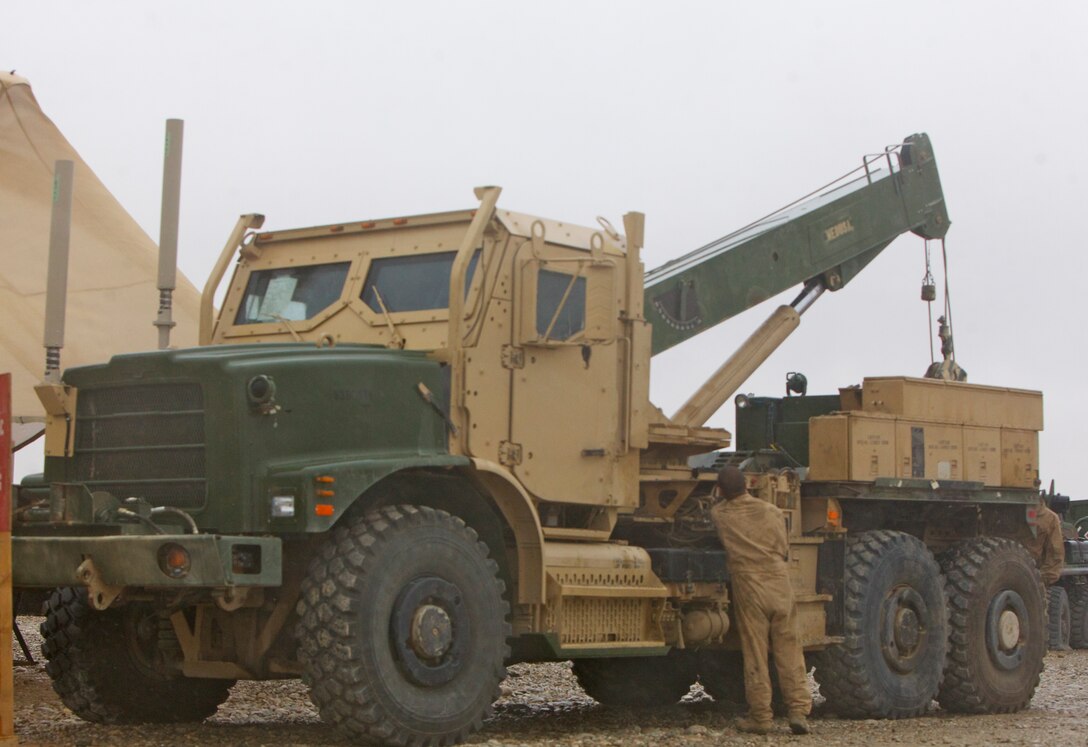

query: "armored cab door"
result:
(507, 248), (635, 508)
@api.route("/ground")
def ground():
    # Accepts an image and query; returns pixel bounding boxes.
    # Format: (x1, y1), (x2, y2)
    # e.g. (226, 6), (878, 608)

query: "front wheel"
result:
(40, 587), (233, 723)
(938, 537), (1045, 714)
(295, 505), (510, 746)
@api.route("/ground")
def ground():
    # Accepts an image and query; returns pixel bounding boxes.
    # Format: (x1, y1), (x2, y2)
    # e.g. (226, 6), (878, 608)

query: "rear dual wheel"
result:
(938, 537), (1045, 714)
(1068, 582), (1088, 649)
(1047, 586), (1071, 651)
(815, 530), (947, 719)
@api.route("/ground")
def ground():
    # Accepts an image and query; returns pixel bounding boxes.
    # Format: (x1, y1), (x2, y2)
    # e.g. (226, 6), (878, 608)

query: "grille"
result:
(73, 383), (207, 509)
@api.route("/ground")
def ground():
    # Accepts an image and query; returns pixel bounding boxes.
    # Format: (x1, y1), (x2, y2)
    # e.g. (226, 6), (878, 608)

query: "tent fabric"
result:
(0, 72), (202, 438)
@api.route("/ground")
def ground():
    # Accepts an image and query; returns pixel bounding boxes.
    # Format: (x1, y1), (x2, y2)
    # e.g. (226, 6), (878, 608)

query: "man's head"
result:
(716, 466), (747, 500)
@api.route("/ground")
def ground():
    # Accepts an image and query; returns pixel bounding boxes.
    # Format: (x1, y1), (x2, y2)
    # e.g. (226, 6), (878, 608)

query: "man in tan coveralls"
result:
(1023, 496), (1064, 587)
(711, 466), (811, 735)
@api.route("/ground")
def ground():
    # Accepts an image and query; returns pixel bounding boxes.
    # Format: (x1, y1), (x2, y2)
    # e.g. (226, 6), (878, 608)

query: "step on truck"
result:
(12, 133), (1066, 744)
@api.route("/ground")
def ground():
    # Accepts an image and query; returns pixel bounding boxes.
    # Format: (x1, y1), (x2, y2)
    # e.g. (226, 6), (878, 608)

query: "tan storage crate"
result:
(861, 377), (1043, 430)
(808, 413), (897, 482)
(808, 413), (1027, 486)
(963, 427), (1002, 487)
(838, 386), (863, 411)
(895, 422), (963, 481)
(1000, 429), (1040, 488)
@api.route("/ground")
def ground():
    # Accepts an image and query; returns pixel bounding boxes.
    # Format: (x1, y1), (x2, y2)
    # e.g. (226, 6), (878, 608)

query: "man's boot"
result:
(736, 717), (772, 735)
(788, 714), (811, 735)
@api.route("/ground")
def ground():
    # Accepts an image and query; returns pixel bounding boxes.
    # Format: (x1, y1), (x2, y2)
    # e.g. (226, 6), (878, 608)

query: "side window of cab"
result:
(535, 269), (586, 341)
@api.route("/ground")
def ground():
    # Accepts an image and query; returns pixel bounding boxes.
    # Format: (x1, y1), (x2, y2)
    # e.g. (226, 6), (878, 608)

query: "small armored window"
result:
(361, 250), (481, 313)
(536, 269), (586, 341)
(235, 262), (351, 325)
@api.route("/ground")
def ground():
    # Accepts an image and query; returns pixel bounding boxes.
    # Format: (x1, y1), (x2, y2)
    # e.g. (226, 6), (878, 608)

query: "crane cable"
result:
(922, 237), (957, 365)
(923, 239), (936, 363)
(941, 238), (956, 363)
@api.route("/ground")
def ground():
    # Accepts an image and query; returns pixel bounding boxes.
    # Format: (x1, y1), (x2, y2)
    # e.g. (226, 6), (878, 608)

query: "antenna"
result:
(154, 118), (183, 349)
(43, 160), (74, 383)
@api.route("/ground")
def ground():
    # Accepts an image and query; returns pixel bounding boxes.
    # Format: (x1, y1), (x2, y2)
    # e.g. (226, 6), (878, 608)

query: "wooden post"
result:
(0, 372), (15, 743)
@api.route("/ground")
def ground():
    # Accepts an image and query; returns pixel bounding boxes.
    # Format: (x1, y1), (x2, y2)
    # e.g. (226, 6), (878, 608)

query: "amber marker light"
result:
(315, 504), (335, 517)
(360, 221), (376, 229)
(314, 476), (336, 498)
(157, 542), (192, 579)
(393, 218), (408, 225)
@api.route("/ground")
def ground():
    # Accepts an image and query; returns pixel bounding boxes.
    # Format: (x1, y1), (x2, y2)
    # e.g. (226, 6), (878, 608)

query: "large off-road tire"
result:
(40, 587), (233, 723)
(1068, 582), (1088, 649)
(572, 649), (696, 707)
(295, 505), (510, 746)
(938, 537), (1045, 714)
(1047, 586), (1071, 650)
(814, 530), (947, 719)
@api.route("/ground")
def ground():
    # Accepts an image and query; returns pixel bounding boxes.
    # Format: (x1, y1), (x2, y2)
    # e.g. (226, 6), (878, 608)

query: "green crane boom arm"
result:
(644, 133), (949, 355)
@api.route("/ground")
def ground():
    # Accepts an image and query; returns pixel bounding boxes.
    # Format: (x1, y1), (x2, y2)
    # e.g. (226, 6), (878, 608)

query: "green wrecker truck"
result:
(13, 133), (1082, 746)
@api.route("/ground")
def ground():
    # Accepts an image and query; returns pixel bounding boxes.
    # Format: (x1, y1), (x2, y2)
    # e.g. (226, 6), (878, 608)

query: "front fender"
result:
(267, 455), (471, 532)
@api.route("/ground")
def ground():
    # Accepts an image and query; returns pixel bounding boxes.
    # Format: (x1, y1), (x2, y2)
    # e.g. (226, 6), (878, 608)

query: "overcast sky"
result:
(6, 1), (1087, 497)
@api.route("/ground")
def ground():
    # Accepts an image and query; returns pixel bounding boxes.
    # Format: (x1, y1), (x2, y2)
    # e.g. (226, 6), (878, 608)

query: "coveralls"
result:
(712, 493), (812, 725)
(1023, 503), (1065, 586)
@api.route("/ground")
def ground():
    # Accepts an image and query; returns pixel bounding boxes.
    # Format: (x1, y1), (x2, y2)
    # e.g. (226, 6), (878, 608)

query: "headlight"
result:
(270, 495), (296, 518)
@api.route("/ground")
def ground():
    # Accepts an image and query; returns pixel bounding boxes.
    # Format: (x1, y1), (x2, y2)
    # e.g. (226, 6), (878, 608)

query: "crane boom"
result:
(644, 133), (949, 355)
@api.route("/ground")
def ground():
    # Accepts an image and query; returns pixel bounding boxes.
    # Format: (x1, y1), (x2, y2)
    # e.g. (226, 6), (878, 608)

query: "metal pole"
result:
(44, 160), (74, 384)
(0, 372), (16, 744)
(155, 118), (183, 349)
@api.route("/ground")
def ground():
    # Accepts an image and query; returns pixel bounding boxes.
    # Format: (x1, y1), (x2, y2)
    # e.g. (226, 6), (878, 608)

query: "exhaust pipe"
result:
(43, 160), (74, 383)
(37, 160), (79, 457)
(154, 119), (183, 349)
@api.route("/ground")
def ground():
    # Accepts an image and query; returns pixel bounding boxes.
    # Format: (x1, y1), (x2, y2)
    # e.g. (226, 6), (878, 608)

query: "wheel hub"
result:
(880, 586), (928, 674)
(410, 604), (453, 659)
(997, 609), (1021, 650)
(391, 576), (469, 687)
(894, 608), (921, 651)
(986, 589), (1029, 671)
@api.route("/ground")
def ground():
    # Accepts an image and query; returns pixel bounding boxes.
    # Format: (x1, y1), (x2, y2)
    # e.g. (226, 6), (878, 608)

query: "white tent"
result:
(0, 72), (202, 447)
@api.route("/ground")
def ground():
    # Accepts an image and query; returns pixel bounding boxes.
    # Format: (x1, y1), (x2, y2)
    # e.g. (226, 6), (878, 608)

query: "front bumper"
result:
(13, 534), (282, 589)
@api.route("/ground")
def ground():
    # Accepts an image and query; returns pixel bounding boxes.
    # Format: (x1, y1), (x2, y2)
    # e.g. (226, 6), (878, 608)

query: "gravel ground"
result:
(11, 617), (1088, 746)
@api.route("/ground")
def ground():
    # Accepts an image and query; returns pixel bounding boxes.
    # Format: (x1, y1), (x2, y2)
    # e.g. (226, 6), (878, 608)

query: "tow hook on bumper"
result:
(13, 534), (283, 601)
(76, 558), (122, 610)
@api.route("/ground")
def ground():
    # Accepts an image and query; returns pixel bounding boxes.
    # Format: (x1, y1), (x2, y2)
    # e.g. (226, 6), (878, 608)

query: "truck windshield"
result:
(235, 262), (351, 324)
(361, 250), (480, 313)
